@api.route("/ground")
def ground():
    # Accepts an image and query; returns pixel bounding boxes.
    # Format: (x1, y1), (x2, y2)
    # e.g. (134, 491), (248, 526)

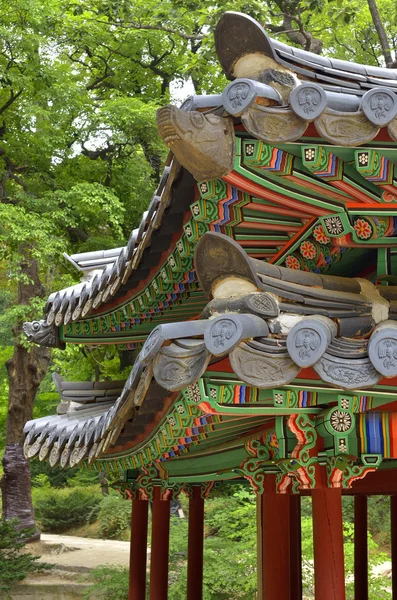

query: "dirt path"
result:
(9, 534), (136, 598)
(28, 533), (136, 571)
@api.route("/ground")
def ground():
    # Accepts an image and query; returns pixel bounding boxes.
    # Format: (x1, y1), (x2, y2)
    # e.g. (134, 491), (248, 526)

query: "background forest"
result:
(0, 0), (397, 597)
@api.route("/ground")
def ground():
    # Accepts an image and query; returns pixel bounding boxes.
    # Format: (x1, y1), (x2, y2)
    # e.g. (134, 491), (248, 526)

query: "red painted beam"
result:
(149, 487), (171, 600)
(312, 484), (346, 600)
(129, 498), (149, 600)
(292, 470), (397, 496)
(223, 172), (329, 217)
(187, 486), (205, 600)
(354, 495), (368, 600)
(345, 470), (397, 496)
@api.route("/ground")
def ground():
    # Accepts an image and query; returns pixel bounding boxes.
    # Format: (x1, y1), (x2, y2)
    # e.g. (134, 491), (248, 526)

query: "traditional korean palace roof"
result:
(23, 12), (397, 496)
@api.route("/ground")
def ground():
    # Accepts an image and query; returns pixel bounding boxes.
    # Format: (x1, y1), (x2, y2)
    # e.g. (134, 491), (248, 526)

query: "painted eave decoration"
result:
(22, 11), (397, 495)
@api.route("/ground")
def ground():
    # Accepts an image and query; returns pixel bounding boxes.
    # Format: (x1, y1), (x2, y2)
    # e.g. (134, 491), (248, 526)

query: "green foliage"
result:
(0, 519), (48, 593)
(368, 496), (391, 548)
(33, 393), (60, 419)
(301, 499), (390, 598)
(67, 469), (100, 488)
(50, 344), (131, 385)
(344, 521), (390, 599)
(52, 183), (124, 233)
(310, 0), (397, 66)
(0, 0), (164, 256)
(85, 565), (129, 600)
(30, 460), (76, 489)
(34, 486), (102, 532)
(202, 492), (257, 600)
(98, 493), (132, 540)
(169, 489), (257, 600)
(167, 491), (390, 600)
(83, 489), (392, 600)
(30, 473), (52, 489)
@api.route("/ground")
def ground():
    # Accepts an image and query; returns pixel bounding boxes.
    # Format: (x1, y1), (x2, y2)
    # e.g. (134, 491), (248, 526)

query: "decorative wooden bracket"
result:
(183, 482), (216, 499)
(237, 431), (282, 493)
(326, 453), (382, 489)
(282, 414), (318, 492)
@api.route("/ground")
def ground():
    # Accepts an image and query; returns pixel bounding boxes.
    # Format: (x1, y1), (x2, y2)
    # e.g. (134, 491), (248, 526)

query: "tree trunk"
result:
(0, 248), (50, 540)
(367, 0), (395, 67)
(270, 1), (323, 54)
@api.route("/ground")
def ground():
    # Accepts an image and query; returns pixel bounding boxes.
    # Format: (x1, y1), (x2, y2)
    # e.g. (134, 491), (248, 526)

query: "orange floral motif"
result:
(313, 224), (330, 245)
(300, 240), (316, 260)
(285, 255), (301, 270)
(354, 218), (373, 240)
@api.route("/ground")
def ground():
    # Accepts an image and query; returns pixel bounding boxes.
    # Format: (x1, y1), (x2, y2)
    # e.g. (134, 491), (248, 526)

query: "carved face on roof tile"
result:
(23, 320), (64, 349)
(156, 105), (235, 182)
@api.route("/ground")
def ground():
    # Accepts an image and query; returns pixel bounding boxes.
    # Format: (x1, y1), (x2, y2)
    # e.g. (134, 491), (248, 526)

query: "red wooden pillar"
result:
(129, 497), (149, 600)
(261, 476), (291, 600)
(187, 486), (205, 600)
(289, 494), (302, 600)
(391, 495), (397, 598)
(256, 493), (263, 600)
(312, 485), (346, 600)
(149, 486), (171, 600)
(354, 495), (368, 600)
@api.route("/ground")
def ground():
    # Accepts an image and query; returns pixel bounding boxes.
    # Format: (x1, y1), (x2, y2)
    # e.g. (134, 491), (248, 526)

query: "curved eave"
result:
(23, 236), (397, 474)
(43, 157), (188, 325)
(40, 132), (397, 333)
(60, 126), (397, 343)
(216, 11), (397, 92)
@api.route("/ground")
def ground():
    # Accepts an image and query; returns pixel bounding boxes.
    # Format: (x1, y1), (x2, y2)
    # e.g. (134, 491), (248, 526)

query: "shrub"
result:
(169, 490), (257, 600)
(34, 487), (101, 532)
(85, 565), (129, 600)
(98, 494), (131, 540)
(0, 519), (49, 592)
(30, 459), (77, 488)
(67, 469), (99, 488)
(31, 473), (51, 488)
(169, 489), (390, 600)
(30, 460), (99, 489)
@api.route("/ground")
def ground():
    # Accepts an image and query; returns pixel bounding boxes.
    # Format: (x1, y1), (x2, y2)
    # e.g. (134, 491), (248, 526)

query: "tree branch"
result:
(0, 147), (29, 196)
(268, 1), (323, 54)
(367, 0), (395, 67)
(88, 17), (205, 41)
(0, 89), (23, 116)
(81, 142), (116, 160)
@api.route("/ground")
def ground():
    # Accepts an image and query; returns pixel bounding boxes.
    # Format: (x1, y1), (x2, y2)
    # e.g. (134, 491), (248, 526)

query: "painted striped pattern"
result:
(359, 412), (397, 457)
